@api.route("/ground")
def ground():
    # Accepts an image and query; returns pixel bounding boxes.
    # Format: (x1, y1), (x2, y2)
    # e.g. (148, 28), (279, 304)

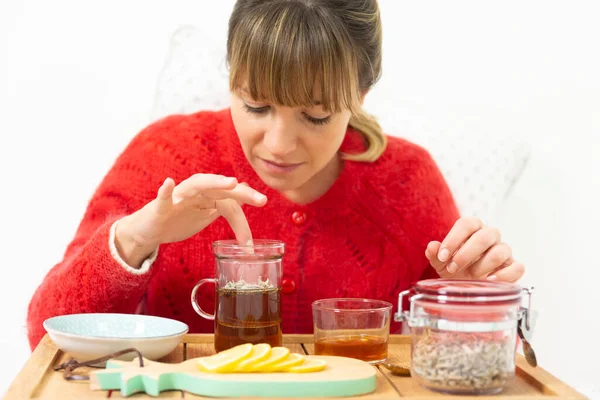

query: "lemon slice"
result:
(265, 353), (305, 372)
(248, 347), (290, 371)
(233, 343), (272, 372)
(286, 358), (327, 373)
(197, 343), (253, 373)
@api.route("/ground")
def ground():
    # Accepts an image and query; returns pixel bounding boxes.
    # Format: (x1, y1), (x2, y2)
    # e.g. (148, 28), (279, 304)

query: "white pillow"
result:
(152, 25), (231, 117)
(367, 101), (531, 226)
(151, 25), (530, 226)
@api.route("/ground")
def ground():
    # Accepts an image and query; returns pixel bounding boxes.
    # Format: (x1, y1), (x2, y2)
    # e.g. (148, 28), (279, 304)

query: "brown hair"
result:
(227, 0), (386, 162)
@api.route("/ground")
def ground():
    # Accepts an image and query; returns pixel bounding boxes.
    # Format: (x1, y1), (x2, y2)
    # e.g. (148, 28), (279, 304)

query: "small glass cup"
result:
(312, 298), (393, 364)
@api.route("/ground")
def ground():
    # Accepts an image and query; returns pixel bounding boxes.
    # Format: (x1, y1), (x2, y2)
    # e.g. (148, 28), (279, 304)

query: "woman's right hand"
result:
(114, 174), (267, 268)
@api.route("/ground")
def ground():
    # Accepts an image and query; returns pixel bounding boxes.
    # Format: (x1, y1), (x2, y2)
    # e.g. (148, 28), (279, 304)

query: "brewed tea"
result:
(314, 334), (388, 362)
(215, 287), (282, 352)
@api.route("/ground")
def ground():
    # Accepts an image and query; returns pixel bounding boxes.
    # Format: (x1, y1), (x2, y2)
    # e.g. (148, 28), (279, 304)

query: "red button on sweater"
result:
(292, 211), (307, 225)
(26, 109), (459, 350)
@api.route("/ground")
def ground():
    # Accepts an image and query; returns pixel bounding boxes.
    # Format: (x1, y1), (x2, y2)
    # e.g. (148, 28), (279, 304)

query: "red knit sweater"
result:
(26, 108), (459, 350)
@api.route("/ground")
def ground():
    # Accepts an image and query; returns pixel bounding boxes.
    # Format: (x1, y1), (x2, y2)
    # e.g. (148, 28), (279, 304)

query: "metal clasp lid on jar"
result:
(394, 280), (535, 333)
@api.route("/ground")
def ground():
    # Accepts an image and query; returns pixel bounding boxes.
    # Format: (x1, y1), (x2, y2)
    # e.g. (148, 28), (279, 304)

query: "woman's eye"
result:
(304, 113), (331, 126)
(243, 103), (270, 114)
(243, 101), (331, 126)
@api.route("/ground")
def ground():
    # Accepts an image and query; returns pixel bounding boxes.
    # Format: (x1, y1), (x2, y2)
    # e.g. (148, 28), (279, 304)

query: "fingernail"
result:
(243, 240), (255, 255)
(447, 261), (459, 274)
(438, 248), (450, 262)
(487, 275), (497, 281)
(254, 193), (267, 202)
(221, 176), (237, 184)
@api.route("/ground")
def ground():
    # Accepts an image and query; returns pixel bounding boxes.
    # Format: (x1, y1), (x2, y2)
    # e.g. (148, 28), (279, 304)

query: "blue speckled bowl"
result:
(43, 313), (188, 364)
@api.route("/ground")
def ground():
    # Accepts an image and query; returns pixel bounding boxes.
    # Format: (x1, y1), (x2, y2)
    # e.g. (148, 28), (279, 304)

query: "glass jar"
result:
(395, 279), (534, 396)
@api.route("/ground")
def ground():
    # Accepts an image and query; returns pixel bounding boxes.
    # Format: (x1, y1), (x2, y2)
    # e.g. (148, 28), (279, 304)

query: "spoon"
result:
(380, 360), (411, 376)
(518, 320), (537, 367)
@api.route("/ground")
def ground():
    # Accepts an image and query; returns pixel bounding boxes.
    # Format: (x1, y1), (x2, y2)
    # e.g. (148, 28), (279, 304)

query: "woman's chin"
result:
(260, 176), (301, 192)
(254, 170), (305, 193)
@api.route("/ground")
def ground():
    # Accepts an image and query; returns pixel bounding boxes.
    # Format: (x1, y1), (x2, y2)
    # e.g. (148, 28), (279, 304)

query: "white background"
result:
(1, 0), (599, 398)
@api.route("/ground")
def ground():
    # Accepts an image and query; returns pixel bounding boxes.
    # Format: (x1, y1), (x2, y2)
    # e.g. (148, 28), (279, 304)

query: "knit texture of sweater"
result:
(26, 108), (459, 350)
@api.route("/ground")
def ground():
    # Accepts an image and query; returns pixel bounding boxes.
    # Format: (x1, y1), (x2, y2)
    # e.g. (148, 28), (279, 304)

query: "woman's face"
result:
(230, 87), (352, 201)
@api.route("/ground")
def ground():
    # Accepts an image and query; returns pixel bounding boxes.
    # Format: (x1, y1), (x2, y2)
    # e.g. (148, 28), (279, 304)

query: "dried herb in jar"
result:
(412, 332), (514, 392)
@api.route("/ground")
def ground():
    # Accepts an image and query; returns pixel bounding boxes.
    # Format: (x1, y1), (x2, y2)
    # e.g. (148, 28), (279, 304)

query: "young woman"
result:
(26, 0), (524, 350)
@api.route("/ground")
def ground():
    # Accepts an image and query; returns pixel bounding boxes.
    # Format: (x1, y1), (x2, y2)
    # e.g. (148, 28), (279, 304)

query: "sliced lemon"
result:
(197, 343), (253, 373)
(233, 343), (272, 372)
(286, 358), (327, 373)
(247, 347), (290, 372)
(265, 352), (305, 372)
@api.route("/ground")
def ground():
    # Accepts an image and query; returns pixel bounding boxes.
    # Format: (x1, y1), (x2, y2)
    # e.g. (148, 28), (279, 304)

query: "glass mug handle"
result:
(191, 278), (216, 320)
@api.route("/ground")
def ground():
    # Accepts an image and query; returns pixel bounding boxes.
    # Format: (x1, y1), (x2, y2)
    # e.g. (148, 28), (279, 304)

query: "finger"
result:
(172, 174), (238, 204)
(189, 198), (218, 212)
(154, 177), (175, 214)
(447, 227), (502, 274)
(487, 260), (525, 282)
(425, 241), (446, 272)
(437, 217), (486, 263)
(201, 184), (267, 207)
(236, 182), (253, 206)
(216, 198), (253, 246)
(467, 243), (513, 278)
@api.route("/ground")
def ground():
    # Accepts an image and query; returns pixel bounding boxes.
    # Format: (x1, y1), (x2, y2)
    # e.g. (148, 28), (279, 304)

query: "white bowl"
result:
(43, 313), (188, 365)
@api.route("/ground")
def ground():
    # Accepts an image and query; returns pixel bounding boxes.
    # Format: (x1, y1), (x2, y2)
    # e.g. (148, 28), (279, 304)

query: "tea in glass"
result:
(191, 240), (284, 352)
(314, 334), (388, 362)
(215, 286), (281, 352)
(312, 298), (392, 364)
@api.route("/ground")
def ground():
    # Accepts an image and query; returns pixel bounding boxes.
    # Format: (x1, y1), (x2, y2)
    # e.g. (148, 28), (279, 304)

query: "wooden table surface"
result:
(3, 334), (587, 399)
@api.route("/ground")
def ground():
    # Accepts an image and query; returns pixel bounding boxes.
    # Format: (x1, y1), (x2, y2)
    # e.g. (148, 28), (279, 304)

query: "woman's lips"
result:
(260, 158), (303, 174)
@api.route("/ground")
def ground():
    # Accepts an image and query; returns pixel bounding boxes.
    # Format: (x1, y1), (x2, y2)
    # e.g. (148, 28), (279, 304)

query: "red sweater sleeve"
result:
(415, 153), (461, 283)
(382, 138), (461, 284)
(26, 117), (177, 350)
(414, 151), (461, 282)
(341, 136), (461, 334)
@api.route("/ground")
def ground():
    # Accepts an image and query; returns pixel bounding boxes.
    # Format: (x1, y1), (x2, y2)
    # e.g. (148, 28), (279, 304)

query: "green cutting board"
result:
(90, 355), (377, 397)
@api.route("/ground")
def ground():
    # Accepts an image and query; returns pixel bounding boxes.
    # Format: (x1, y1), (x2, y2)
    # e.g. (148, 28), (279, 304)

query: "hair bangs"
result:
(228, 3), (361, 114)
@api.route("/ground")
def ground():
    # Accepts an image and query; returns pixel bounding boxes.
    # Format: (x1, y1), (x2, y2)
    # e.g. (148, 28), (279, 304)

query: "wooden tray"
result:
(3, 334), (587, 399)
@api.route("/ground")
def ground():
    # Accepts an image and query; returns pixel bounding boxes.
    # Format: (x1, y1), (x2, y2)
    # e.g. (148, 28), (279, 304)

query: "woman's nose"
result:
(263, 120), (298, 158)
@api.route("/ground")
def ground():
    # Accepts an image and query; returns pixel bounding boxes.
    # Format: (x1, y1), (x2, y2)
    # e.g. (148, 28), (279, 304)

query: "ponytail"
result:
(344, 109), (387, 162)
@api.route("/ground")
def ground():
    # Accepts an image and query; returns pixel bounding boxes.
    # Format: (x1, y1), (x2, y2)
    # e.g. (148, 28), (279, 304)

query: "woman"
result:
(26, 0), (524, 350)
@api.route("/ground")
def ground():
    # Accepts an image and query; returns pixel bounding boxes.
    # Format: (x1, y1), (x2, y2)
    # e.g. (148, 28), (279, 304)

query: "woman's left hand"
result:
(425, 217), (525, 282)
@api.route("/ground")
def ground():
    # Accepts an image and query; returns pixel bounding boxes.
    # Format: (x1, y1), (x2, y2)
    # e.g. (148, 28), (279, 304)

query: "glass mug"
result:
(191, 240), (285, 352)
